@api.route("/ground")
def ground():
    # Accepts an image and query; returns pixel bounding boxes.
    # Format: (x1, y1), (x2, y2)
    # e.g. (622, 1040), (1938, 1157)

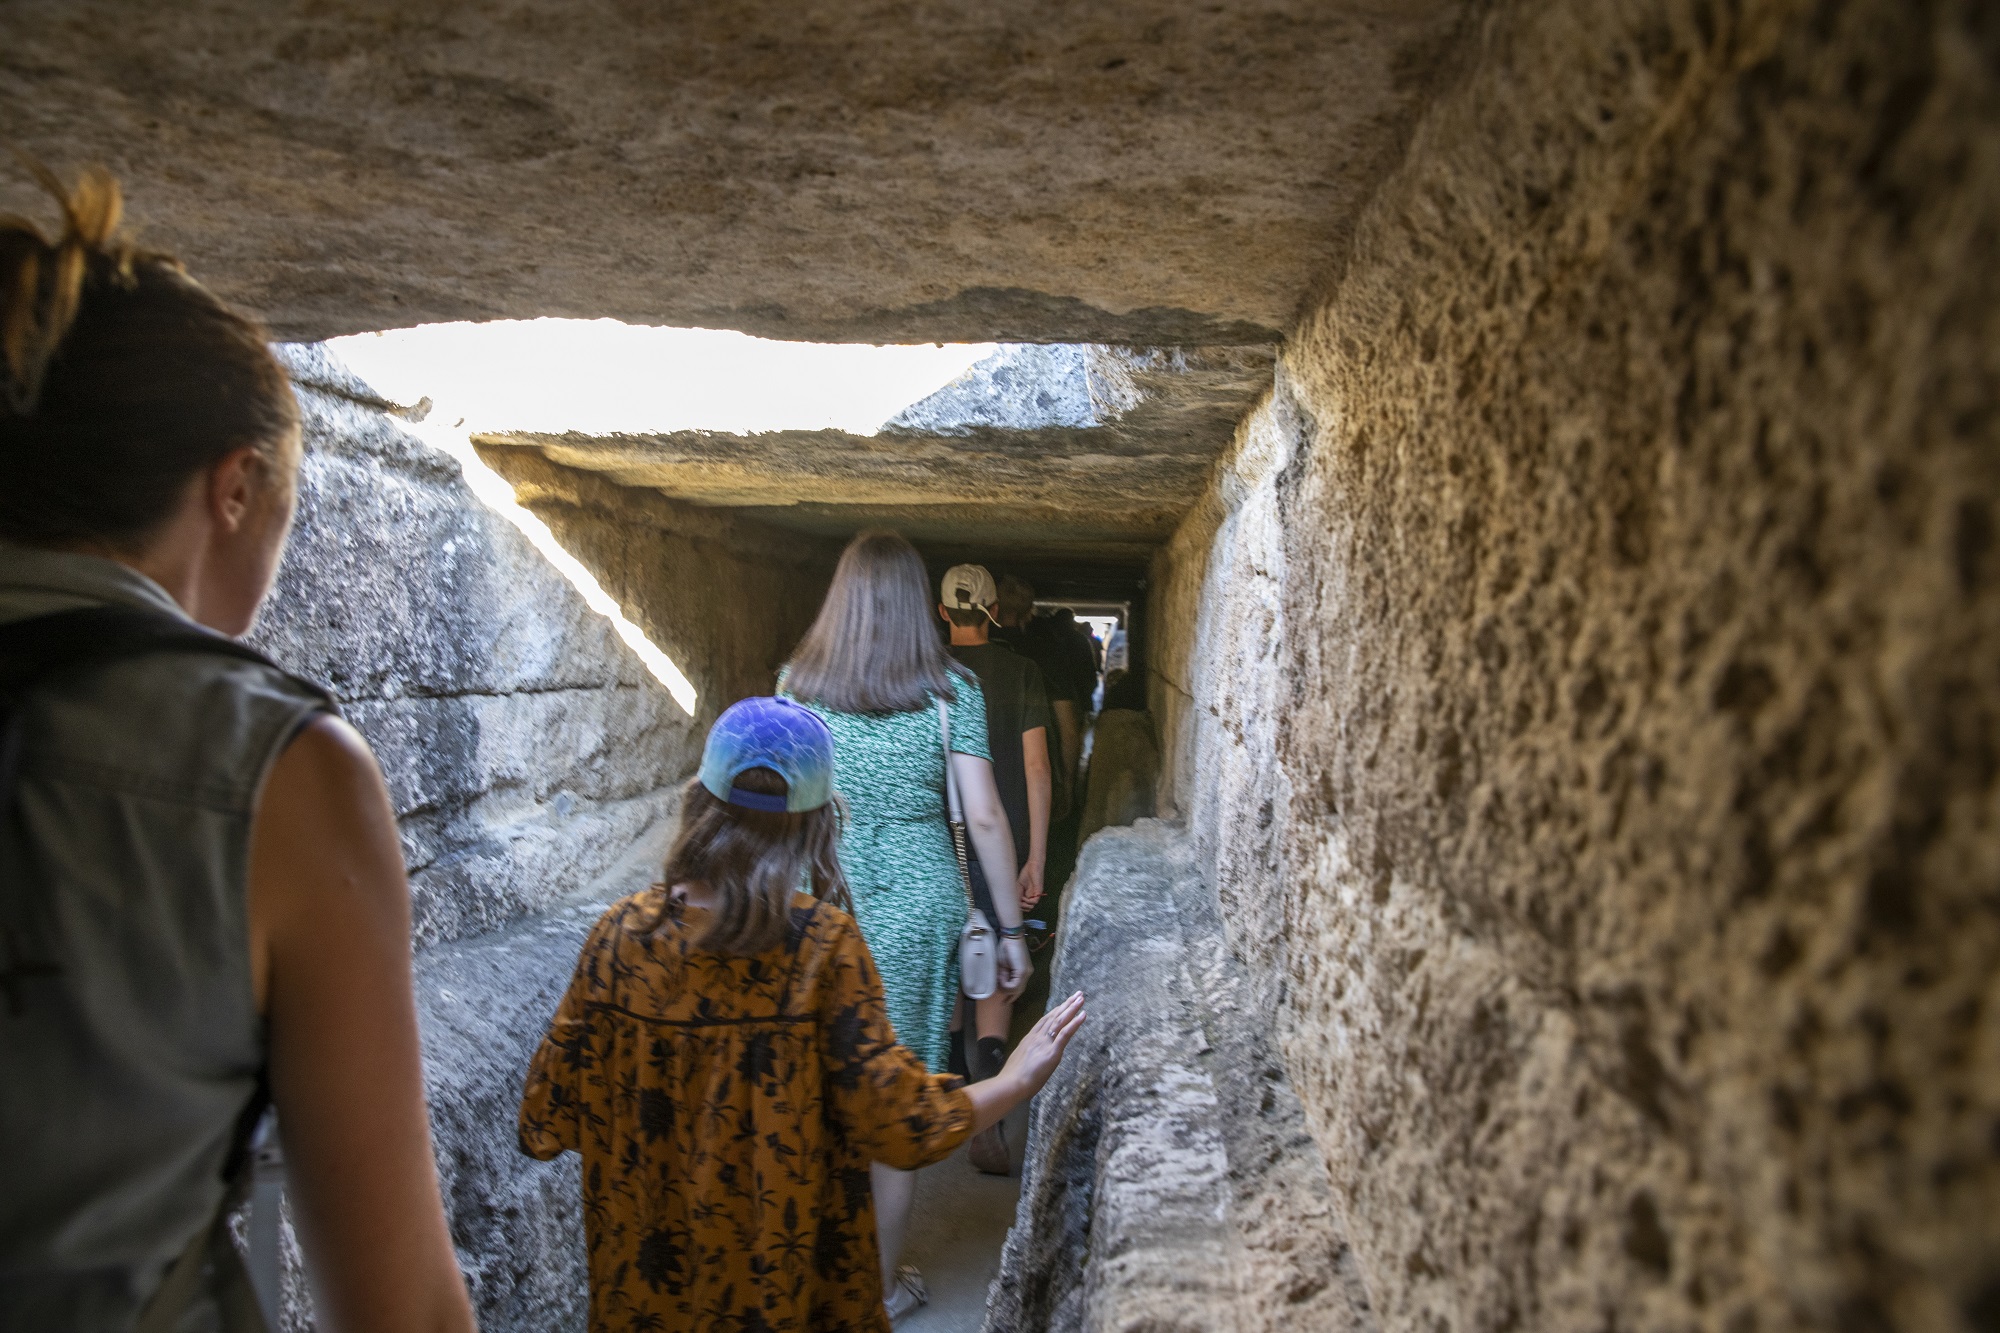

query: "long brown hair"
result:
(657, 767), (849, 955)
(784, 530), (964, 714)
(1, 160), (298, 548)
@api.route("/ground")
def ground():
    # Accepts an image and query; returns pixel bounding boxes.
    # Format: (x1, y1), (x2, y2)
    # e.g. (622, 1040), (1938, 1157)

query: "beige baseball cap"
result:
(941, 563), (1000, 621)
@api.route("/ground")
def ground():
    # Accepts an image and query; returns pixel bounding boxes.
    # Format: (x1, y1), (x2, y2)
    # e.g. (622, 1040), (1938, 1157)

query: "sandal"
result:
(885, 1264), (929, 1323)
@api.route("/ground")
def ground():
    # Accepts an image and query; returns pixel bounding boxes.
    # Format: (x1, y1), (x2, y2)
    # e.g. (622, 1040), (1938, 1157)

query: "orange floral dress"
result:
(519, 888), (974, 1332)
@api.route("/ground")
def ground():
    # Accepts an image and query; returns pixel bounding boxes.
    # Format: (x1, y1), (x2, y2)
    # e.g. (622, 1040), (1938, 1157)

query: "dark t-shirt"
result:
(996, 617), (1094, 709)
(1059, 622), (1100, 703)
(947, 641), (1052, 864)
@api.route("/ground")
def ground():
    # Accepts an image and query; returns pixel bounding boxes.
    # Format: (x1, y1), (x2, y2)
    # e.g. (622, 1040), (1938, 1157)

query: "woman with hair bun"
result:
(0, 164), (474, 1331)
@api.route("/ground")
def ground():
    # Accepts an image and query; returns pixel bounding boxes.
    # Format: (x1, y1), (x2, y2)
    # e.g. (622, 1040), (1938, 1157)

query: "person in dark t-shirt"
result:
(994, 575), (1083, 816)
(946, 639), (1052, 883)
(1042, 606), (1101, 712)
(939, 564), (1053, 1176)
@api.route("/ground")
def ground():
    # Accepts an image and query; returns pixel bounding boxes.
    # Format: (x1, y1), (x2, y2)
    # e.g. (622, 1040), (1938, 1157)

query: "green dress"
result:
(782, 673), (990, 1072)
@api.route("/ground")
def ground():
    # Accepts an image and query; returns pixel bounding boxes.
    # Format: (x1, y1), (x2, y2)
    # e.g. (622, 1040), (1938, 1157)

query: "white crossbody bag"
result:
(939, 700), (998, 1000)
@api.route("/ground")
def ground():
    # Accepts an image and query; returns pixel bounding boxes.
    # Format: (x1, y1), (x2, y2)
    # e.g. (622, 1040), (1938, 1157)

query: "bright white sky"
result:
(327, 318), (998, 435)
(318, 318), (998, 715)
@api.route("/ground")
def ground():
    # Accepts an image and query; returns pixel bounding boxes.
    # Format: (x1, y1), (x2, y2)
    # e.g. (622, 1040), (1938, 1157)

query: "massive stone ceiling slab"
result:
(0, 0), (1463, 343)
(477, 344), (1272, 570)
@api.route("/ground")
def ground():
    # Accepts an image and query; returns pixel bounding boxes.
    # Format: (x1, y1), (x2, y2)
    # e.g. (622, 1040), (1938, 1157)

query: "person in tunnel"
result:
(936, 562), (1053, 1176)
(777, 531), (1034, 1320)
(518, 697), (1084, 1332)
(0, 166), (474, 1330)
(1043, 606), (1104, 726)
(992, 574), (1084, 816)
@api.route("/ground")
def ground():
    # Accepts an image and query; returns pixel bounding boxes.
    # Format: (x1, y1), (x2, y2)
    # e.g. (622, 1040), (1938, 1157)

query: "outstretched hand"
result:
(963, 992), (1088, 1133)
(999, 991), (1086, 1099)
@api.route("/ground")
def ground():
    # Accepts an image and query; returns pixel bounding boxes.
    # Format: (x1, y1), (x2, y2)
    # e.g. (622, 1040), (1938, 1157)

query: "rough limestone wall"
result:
(986, 822), (1370, 1333)
(1149, 370), (1308, 1029)
(1156, 1), (2000, 1330)
(251, 347), (835, 1329)
(478, 446), (839, 715)
(255, 344), (696, 948)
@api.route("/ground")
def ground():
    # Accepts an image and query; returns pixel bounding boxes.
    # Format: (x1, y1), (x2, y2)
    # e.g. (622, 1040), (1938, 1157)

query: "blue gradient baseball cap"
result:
(698, 696), (836, 813)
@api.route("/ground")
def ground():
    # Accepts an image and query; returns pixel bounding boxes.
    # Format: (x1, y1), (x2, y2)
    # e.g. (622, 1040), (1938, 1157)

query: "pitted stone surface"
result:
(987, 821), (1369, 1333)
(1150, 1), (2000, 1328)
(886, 345), (1162, 435)
(0, 1), (1463, 344)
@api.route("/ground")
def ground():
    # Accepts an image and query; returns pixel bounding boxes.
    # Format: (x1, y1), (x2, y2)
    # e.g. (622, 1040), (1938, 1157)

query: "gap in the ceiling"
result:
(328, 318), (1004, 436)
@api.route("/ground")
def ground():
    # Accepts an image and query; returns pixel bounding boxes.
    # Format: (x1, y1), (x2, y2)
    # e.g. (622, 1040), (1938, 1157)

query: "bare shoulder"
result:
(266, 713), (384, 800)
(253, 714), (402, 907)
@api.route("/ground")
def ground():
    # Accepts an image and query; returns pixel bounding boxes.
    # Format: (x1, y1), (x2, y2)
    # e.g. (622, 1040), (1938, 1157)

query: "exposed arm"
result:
(951, 753), (1019, 930)
(1019, 726), (1051, 909)
(953, 752), (1030, 998)
(248, 716), (475, 1333)
(961, 992), (1087, 1131)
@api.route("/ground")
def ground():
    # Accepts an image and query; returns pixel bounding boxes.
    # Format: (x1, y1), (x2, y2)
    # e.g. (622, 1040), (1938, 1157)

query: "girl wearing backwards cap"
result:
(519, 697), (1085, 1332)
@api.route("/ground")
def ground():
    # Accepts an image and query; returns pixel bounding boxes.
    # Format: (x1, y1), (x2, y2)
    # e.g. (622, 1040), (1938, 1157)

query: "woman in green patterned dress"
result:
(781, 530), (1031, 1322)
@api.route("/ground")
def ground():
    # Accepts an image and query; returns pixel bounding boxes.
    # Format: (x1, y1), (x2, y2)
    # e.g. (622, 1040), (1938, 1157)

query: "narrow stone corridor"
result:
(3, 0), (1995, 1329)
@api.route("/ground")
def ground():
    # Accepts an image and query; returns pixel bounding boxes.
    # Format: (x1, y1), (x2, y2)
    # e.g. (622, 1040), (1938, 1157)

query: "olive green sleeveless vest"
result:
(0, 546), (329, 1330)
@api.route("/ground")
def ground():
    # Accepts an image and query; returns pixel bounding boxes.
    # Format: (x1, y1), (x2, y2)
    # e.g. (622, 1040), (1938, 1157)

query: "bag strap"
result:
(938, 698), (965, 824)
(938, 700), (977, 914)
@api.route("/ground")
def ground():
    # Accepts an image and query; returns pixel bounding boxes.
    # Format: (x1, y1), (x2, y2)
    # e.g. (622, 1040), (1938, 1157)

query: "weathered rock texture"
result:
(987, 821), (1370, 1333)
(1077, 710), (1160, 845)
(479, 344), (1273, 577)
(476, 448), (841, 719)
(0, 1), (1463, 344)
(256, 344), (695, 946)
(252, 346), (835, 1328)
(1150, 1), (2000, 1329)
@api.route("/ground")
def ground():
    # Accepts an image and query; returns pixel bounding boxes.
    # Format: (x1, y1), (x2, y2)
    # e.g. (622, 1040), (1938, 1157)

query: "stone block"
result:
(250, 343), (694, 946)
(986, 820), (1369, 1332)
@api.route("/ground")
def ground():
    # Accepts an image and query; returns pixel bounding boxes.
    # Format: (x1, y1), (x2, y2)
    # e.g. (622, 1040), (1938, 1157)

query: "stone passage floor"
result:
(898, 1100), (1032, 1332)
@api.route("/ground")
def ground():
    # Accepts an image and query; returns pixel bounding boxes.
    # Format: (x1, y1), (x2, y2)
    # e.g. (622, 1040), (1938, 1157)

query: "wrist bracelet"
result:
(998, 923), (1025, 939)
